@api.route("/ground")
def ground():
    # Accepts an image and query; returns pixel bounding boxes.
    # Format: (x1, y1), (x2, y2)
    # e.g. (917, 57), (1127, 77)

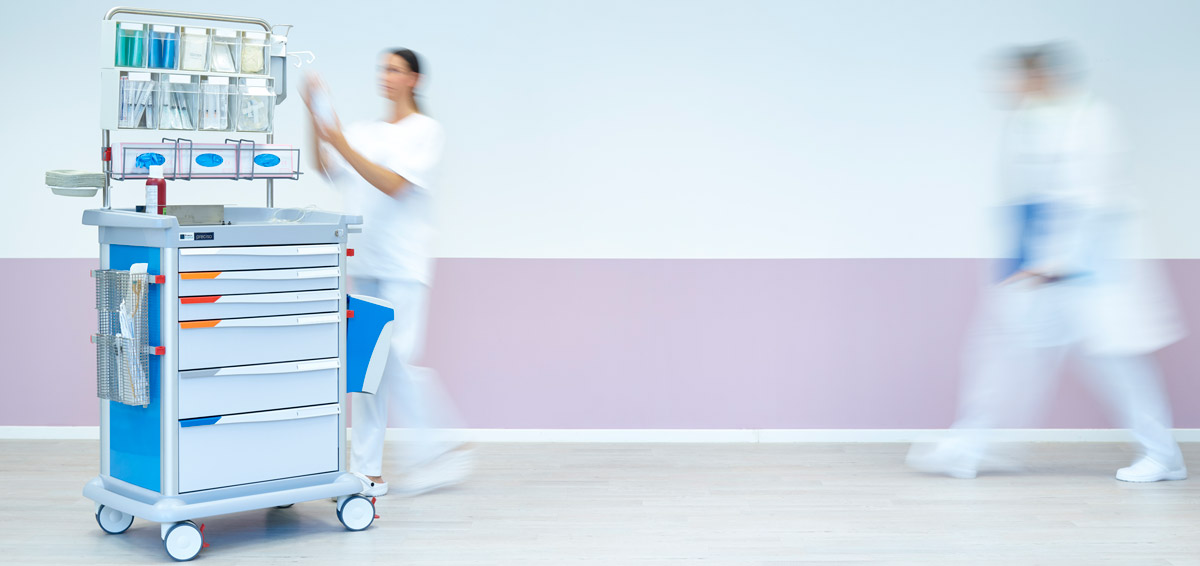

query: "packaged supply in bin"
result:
(237, 78), (275, 132)
(159, 75), (199, 130)
(118, 72), (157, 129)
(199, 77), (232, 131)
(210, 29), (239, 72)
(179, 27), (209, 71)
(240, 31), (269, 74)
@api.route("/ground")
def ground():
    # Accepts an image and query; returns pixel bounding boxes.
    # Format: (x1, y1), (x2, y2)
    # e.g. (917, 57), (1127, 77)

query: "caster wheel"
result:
(336, 495), (374, 531)
(163, 521), (203, 561)
(95, 505), (134, 534)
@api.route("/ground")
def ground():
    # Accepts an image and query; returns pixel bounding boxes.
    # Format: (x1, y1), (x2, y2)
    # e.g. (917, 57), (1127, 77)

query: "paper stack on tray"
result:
(46, 170), (107, 197)
(46, 170), (107, 188)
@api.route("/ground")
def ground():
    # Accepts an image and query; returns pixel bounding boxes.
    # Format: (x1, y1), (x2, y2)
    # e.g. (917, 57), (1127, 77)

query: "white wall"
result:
(3, 0), (1198, 259)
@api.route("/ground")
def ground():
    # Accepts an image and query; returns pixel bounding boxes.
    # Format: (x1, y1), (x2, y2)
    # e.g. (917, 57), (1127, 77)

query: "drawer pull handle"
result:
(179, 314), (339, 329)
(179, 268), (341, 281)
(180, 404), (340, 427)
(180, 245), (340, 257)
(179, 290), (340, 305)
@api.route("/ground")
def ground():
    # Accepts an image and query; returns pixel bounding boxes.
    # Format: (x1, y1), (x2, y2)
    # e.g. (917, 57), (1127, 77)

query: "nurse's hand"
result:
(302, 74), (345, 146)
(1002, 270), (1062, 286)
(313, 114), (347, 151)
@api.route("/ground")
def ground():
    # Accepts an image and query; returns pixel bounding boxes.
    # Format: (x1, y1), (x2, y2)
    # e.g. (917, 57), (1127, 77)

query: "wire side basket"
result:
(93, 269), (151, 407)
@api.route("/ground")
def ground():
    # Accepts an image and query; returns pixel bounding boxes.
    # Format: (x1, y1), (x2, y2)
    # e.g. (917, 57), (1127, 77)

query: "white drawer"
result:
(179, 267), (340, 296)
(179, 358), (340, 419)
(178, 404), (339, 492)
(179, 245), (340, 272)
(178, 313), (339, 370)
(179, 290), (341, 321)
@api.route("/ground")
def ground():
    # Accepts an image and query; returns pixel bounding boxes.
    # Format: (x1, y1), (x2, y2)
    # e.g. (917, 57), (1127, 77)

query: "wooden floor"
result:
(1, 441), (1198, 565)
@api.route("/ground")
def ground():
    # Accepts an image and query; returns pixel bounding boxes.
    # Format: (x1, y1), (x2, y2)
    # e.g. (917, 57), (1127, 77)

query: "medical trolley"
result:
(52, 7), (395, 561)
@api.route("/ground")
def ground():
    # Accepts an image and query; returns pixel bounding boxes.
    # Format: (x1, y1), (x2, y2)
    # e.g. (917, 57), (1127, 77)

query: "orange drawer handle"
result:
(180, 296), (221, 304)
(181, 272), (221, 280)
(180, 320), (220, 329)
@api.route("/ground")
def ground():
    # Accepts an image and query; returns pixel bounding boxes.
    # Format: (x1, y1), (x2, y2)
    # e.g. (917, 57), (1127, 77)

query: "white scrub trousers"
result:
(951, 283), (1184, 469)
(349, 277), (463, 477)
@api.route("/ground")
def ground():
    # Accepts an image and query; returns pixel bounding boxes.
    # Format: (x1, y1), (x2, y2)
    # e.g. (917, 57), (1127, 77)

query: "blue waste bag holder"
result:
(346, 294), (395, 395)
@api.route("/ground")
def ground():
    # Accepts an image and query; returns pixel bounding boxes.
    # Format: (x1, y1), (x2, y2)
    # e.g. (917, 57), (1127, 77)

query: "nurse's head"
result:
(1001, 42), (1083, 104)
(380, 48), (423, 108)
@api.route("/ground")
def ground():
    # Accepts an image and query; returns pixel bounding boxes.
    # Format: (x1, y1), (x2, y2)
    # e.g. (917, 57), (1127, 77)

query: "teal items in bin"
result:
(346, 295), (395, 395)
(135, 153), (166, 169)
(253, 154), (281, 168)
(117, 28), (146, 67)
(196, 154), (224, 167)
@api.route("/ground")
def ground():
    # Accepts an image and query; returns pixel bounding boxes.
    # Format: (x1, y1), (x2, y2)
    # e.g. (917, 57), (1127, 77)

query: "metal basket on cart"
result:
(92, 269), (151, 407)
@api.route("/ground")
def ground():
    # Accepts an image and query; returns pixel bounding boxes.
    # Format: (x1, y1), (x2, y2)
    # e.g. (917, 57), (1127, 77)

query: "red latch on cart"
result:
(101, 147), (112, 162)
(347, 248), (355, 257)
(152, 346), (165, 356)
(152, 275), (165, 284)
(346, 310), (355, 319)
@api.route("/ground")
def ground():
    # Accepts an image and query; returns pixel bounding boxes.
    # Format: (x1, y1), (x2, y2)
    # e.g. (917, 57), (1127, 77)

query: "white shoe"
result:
(351, 472), (389, 496)
(1116, 458), (1188, 483)
(906, 440), (979, 479)
(394, 449), (475, 496)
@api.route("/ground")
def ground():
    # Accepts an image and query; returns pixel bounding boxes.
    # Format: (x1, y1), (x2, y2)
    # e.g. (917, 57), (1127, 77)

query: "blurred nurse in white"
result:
(304, 48), (472, 496)
(908, 43), (1187, 482)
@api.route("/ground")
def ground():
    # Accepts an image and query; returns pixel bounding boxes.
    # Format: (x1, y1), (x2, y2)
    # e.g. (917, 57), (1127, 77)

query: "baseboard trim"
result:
(4, 426), (1199, 443)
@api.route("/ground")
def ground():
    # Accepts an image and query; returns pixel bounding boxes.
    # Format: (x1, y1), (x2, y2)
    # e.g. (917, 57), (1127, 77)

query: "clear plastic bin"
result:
(237, 78), (275, 132)
(209, 29), (240, 73)
(148, 25), (178, 69)
(159, 75), (199, 130)
(118, 72), (157, 129)
(198, 77), (233, 131)
(240, 31), (270, 75)
(115, 23), (146, 68)
(179, 27), (210, 71)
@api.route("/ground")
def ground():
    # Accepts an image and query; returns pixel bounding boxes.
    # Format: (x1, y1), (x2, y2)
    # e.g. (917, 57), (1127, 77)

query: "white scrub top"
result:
(994, 92), (1184, 355)
(325, 113), (445, 284)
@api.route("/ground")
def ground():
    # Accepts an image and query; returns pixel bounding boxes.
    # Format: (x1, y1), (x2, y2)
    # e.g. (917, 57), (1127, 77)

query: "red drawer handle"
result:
(180, 296), (220, 304)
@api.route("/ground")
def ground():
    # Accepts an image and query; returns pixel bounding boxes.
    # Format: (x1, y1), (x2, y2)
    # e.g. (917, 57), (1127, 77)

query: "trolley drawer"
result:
(178, 245), (340, 272)
(178, 404), (339, 492)
(179, 267), (340, 296)
(178, 313), (339, 370)
(179, 358), (340, 419)
(179, 289), (341, 321)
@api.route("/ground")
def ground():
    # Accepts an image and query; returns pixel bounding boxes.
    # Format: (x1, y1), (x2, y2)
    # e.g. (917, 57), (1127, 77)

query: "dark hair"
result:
(390, 48), (422, 75)
(388, 48), (423, 111)
(1012, 41), (1083, 83)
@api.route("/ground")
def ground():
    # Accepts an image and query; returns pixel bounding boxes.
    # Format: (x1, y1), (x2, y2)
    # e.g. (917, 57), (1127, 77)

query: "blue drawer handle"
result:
(180, 416), (220, 428)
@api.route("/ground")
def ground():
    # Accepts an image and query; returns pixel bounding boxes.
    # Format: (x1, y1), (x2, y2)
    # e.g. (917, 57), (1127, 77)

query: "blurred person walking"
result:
(907, 43), (1187, 482)
(304, 48), (472, 496)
